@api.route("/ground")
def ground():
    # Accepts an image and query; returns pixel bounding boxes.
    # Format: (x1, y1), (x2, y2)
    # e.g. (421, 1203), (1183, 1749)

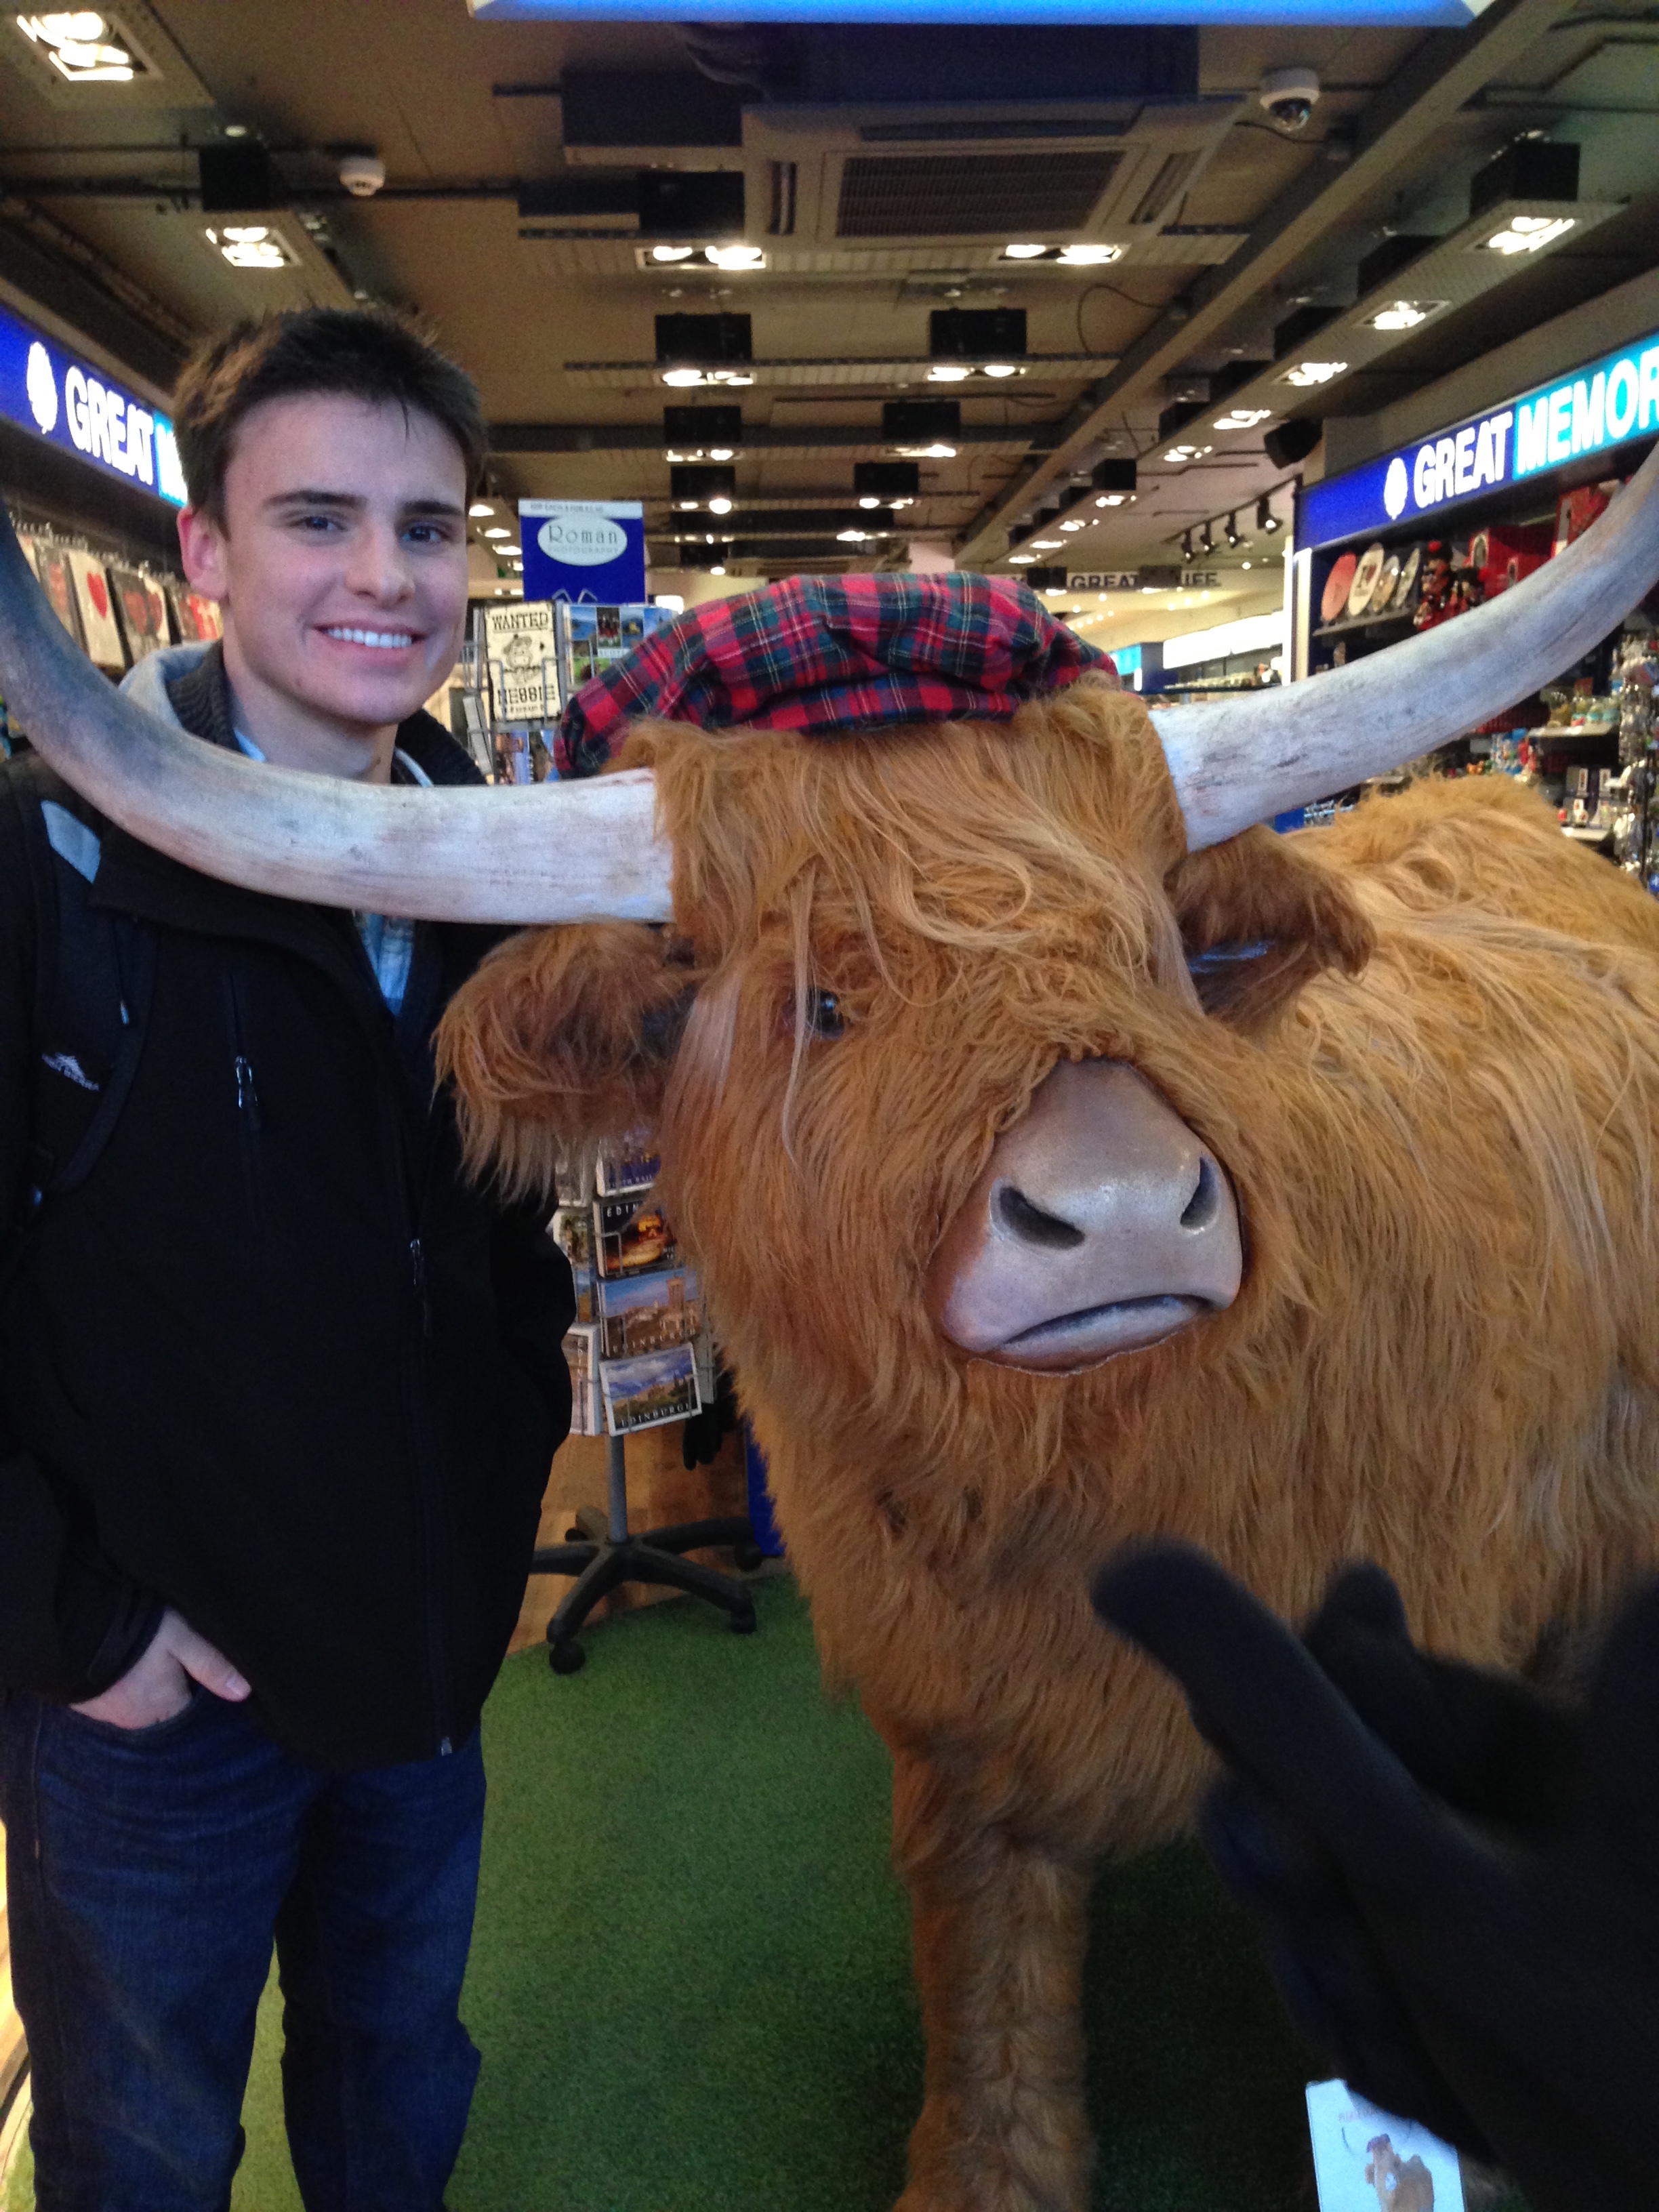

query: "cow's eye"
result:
(805, 987), (844, 1039)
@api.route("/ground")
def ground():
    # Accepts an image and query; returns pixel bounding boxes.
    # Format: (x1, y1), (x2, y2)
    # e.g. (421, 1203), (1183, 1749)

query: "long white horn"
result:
(0, 518), (671, 924)
(1150, 436), (1659, 853)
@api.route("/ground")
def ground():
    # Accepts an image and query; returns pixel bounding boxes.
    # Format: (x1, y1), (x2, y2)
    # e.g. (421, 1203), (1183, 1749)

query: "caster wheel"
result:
(734, 1542), (764, 1574)
(548, 1639), (586, 1675)
(729, 1603), (758, 1637)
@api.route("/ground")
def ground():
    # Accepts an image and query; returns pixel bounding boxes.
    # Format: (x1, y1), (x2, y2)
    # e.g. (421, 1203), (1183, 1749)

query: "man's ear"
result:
(436, 921), (695, 1198)
(1165, 825), (1375, 1029)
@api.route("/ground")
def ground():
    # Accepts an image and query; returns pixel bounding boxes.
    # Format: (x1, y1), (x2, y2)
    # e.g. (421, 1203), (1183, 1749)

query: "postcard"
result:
(600, 1343), (701, 1435)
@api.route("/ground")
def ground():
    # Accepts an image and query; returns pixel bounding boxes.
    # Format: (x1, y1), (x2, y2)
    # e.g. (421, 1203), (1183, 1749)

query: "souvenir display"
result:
(110, 566), (169, 661)
(1392, 542), (1423, 611)
(1347, 541), (1385, 619)
(1320, 550), (1358, 626)
(23, 537), (83, 647)
(65, 549), (126, 669)
(1368, 550), (1401, 615)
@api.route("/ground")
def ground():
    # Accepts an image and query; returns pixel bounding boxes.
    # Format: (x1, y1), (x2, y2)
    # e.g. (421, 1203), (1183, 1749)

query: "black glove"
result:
(1091, 1542), (1659, 2212)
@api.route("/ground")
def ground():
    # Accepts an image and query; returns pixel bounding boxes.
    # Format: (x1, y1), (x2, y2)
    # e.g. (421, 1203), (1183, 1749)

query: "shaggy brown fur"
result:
(438, 675), (1659, 2212)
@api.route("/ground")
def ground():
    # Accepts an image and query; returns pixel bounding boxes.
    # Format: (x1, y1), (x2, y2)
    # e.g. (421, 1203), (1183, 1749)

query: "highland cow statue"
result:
(5, 445), (1659, 2212)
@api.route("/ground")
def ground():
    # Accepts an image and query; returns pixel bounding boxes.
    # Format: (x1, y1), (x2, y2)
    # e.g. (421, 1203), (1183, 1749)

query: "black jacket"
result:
(0, 646), (573, 1768)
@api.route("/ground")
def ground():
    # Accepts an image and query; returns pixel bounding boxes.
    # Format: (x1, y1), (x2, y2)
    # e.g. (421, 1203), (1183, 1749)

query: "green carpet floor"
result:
(3, 1576), (1528, 2211)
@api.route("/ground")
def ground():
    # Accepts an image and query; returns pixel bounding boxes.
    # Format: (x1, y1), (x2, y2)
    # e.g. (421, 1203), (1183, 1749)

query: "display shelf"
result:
(1311, 606), (1418, 641)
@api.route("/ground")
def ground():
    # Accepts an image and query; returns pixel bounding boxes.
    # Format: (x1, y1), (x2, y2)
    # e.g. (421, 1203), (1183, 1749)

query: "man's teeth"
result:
(325, 627), (414, 649)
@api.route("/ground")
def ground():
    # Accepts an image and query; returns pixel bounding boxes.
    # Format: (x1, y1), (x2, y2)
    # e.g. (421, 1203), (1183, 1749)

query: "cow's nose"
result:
(926, 1059), (1243, 1371)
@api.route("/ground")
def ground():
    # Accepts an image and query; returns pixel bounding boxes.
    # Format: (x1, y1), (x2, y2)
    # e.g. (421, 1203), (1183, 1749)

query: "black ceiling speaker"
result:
(1273, 304), (1338, 361)
(1469, 137), (1578, 219)
(1157, 400), (1204, 443)
(637, 170), (746, 239)
(655, 313), (752, 365)
(199, 144), (275, 213)
(882, 398), (961, 443)
(1355, 234), (1438, 295)
(854, 460), (920, 499)
(1092, 458), (1138, 493)
(1263, 418), (1323, 469)
(663, 404), (743, 447)
(929, 308), (1027, 361)
(670, 464), (738, 504)
(1021, 565), (1067, 591)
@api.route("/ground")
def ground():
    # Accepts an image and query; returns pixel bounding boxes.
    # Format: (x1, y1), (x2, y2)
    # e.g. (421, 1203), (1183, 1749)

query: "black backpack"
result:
(5, 752), (156, 1246)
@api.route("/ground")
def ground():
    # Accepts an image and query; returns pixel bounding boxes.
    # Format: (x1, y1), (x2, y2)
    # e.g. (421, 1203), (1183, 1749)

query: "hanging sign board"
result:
(0, 302), (185, 508)
(1298, 326), (1659, 552)
(519, 499), (646, 605)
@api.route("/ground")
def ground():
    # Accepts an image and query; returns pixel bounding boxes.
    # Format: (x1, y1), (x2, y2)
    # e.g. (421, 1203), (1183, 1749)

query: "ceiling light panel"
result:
(565, 353), (1115, 391)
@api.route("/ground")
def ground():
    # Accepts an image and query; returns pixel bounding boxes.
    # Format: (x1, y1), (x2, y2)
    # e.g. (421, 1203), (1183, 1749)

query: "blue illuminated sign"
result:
(476, 1), (1481, 17)
(520, 500), (646, 603)
(1299, 326), (1659, 551)
(0, 301), (184, 508)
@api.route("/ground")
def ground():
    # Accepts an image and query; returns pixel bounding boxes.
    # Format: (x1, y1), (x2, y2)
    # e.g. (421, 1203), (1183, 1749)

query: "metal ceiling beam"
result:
(954, 0), (1579, 567)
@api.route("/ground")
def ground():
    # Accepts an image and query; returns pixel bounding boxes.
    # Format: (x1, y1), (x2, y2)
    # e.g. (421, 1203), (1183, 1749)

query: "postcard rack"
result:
(533, 1130), (759, 1673)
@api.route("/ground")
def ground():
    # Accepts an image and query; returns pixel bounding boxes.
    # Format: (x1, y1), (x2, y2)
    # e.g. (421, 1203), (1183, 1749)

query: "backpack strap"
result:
(7, 756), (156, 1236)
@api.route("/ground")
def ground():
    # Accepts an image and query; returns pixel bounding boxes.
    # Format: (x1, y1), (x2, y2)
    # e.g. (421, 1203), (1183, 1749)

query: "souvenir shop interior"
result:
(4, 6), (1659, 2212)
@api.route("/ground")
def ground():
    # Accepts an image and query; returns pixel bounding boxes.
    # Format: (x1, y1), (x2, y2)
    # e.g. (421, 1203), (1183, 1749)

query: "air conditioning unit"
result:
(739, 98), (1233, 253)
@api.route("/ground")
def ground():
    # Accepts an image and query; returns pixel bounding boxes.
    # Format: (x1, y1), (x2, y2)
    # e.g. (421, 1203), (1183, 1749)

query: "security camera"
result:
(338, 153), (386, 199)
(1258, 66), (1322, 135)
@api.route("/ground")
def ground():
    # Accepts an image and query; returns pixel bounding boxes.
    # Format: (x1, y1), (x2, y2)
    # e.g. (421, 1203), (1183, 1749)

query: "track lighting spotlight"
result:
(1181, 529), (1194, 561)
(1257, 495), (1282, 535)
(1200, 521), (1214, 556)
(1224, 512), (1242, 548)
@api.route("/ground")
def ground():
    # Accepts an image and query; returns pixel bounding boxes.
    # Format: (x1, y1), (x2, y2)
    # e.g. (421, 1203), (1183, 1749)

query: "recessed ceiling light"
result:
(1282, 359), (1348, 387)
(708, 495), (733, 514)
(928, 363), (972, 382)
(1367, 298), (1446, 331)
(1008, 553), (1037, 563)
(709, 446), (735, 461)
(1481, 215), (1574, 256)
(1059, 243), (1122, 266)
(981, 363), (1019, 378)
(720, 372), (754, 387)
(1213, 407), (1273, 430)
(485, 527), (510, 538)
(704, 244), (765, 270)
(468, 501), (493, 517)
(1059, 518), (1086, 531)
(1094, 492), (1127, 508)
(1164, 443), (1213, 465)
(859, 495), (881, 510)
(651, 245), (695, 263)
(710, 563), (726, 575)
(1029, 537), (1063, 549)
(836, 528), (869, 542)
(661, 367), (705, 387)
(207, 222), (293, 270)
(17, 9), (140, 81)
(1003, 243), (1048, 260)
(899, 443), (956, 460)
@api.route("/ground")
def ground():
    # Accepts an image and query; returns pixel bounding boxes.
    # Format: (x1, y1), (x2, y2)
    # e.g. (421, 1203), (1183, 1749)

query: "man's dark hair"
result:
(173, 306), (487, 518)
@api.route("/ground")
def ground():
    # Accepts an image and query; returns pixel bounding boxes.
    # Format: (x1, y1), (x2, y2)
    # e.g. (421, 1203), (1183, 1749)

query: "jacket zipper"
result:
(223, 965), (264, 1228)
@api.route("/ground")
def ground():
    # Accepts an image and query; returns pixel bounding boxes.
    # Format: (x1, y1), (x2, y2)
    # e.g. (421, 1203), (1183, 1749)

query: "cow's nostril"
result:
(1181, 1155), (1221, 1231)
(995, 1183), (1086, 1250)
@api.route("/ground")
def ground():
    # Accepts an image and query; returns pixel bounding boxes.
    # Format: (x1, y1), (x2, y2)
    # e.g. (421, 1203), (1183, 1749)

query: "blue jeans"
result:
(0, 1683), (486, 2212)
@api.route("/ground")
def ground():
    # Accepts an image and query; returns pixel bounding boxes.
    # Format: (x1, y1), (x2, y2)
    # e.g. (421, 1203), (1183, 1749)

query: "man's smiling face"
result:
(179, 390), (470, 767)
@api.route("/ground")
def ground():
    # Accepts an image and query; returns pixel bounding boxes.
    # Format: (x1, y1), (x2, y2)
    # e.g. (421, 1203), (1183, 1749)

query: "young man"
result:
(0, 310), (573, 2211)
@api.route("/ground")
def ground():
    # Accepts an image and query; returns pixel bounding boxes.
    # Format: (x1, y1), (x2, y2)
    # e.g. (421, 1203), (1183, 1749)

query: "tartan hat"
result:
(558, 572), (1112, 777)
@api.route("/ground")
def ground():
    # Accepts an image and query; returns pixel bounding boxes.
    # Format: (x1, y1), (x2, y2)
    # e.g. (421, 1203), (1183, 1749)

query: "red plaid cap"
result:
(558, 573), (1113, 776)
